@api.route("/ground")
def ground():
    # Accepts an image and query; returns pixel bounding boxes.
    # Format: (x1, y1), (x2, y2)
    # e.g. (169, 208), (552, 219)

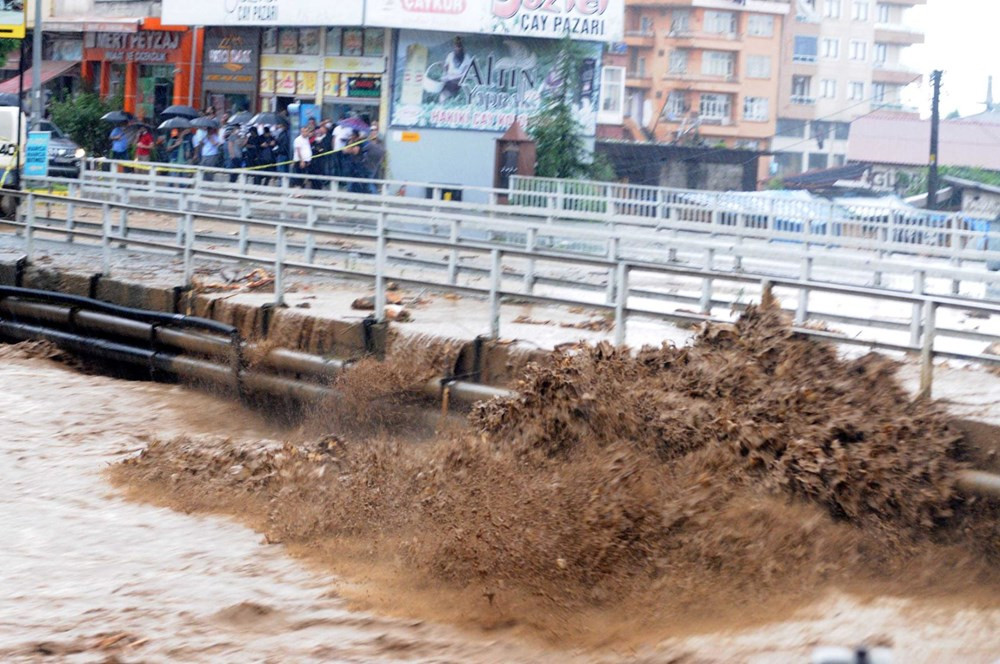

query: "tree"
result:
(529, 36), (612, 181)
(49, 92), (119, 157)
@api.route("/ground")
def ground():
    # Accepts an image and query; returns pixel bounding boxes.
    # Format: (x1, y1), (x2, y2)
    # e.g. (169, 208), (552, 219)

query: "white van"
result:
(0, 105), (29, 216)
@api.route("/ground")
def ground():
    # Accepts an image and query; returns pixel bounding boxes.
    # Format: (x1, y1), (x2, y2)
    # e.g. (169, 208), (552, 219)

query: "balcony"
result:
(667, 31), (743, 51)
(626, 72), (653, 89)
(873, 65), (922, 86)
(879, 0), (926, 5)
(664, 72), (741, 94)
(625, 30), (656, 48)
(874, 25), (925, 45)
(792, 54), (818, 64)
(791, 95), (816, 105)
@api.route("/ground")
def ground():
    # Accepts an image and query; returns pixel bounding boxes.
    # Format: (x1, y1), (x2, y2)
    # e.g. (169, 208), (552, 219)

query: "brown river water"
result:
(2, 353), (1000, 663)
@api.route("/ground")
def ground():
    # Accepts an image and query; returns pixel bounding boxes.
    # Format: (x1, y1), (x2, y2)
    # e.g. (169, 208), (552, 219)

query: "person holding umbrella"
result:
(109, 122), (129, 161)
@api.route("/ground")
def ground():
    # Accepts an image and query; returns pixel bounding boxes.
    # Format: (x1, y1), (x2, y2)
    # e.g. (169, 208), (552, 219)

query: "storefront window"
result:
(138, 64), (174, 120)
(278, 28), (298, 54)
(342, 29), (363, 56)
(363, 30), (384, 57)
(299, 29), (320, 55)
(262, 28), (277, 55)
(325, 28), (342, 56)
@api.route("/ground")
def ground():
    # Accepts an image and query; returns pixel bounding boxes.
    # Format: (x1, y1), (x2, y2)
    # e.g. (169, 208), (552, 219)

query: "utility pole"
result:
(927, 69), (943, 210)
(30, 0), (43, 124)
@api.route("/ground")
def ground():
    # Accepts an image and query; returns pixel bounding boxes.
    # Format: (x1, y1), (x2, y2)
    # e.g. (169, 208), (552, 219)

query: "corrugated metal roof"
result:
(848, 112), (1000, 170)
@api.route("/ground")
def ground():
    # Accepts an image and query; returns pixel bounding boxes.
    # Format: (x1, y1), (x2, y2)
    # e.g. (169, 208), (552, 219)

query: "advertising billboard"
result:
(203, 28), (260, 94)
(0, 0), (25, 39)
(366, 0), (623, 42)
(162, 0), (364, 26)
(391, 30), (600, 134)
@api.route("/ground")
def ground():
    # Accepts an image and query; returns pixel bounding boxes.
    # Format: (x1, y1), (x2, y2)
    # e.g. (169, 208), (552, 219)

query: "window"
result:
(833, 122), (851, 140)
(872, 82), (886, 102)
(808, 153), (829, 170)
(776, 119), (807, 137)
(849, 81), (864, 100)
(850, 40), (868, 61)
(699, 93), (732, 120)
(746, 55), (771, 79)
(811, 120), (831, 142)
(702, 51), (735, 77)
(876, 2), (890, 23)
(671, 9), (691, 34)
(662, 91), (689, 120)
(639, 16), (654, 35)
(792, 75), (813, 103)
(743, 96), (769, 122)
(820, 79), (838, 98)
(852, 1), (869, 21)
(794, 36), (818, 62)
(747, 14), (774, 37)
(824, 0), (841, 18)
(704, 10), (737, 35)
(598, 66), (625, 124)
(775, 152), (804, 175)
(669, 50), (689, 74)
(874, 43), (887, 64)
(822, 38), (840, 59)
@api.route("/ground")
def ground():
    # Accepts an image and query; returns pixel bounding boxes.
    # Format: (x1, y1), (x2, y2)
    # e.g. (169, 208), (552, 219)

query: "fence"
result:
(9, 187), (1000, 399)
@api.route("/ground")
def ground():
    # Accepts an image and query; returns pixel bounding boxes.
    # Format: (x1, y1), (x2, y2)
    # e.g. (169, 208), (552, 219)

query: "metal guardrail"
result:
(8, 186), (1000, 399)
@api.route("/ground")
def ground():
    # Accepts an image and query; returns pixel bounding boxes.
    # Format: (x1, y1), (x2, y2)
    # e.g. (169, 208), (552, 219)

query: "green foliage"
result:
(939, 165), (1000, 188)
(0, 39), (17, 68)
(766, 177), (785, 190)
(49, 92), (118, 157)
(529, 36), (612, 182)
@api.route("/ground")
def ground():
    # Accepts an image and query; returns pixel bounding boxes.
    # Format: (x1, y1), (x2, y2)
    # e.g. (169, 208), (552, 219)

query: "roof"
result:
(848, 112), (1000, 170)
(0, 61), (77, 95)
(783, 163), (870, 189)
(941, 175), (1000, 196)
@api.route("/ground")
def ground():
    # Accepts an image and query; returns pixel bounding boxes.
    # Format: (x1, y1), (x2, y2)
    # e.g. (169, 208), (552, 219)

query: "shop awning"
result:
(0, 61), (78, 95)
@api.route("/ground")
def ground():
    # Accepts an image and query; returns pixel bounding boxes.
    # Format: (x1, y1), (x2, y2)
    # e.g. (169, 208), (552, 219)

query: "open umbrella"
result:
(0, 93), (20, 107)
(161, 105), (200, 119)
(101, 110), (133, 124)
(338, 116), (370, 133)
(191, 116), (220, 129)
(228, 110), (253, 125)
(249, 111), (287, 126)
(158, 117), (193, 131)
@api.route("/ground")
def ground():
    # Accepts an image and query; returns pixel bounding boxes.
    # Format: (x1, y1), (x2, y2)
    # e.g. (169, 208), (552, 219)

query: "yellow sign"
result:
(0, 2), (25, 39)
(259, 70), (275, 94)
(323, 72), (340, 97)
(275, 70), (296, 95)
(260, 53), (320, 72)
(400, 132), (420, 143)
(296, 71), (317, 96)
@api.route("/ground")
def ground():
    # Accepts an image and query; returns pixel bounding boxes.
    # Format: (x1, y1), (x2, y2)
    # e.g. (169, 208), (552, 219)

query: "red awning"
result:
(0, 61), (77, 95)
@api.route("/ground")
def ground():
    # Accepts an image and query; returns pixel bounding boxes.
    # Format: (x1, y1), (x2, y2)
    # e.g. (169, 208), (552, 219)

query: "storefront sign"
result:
(162, 0), (364, 26)
(259, 70), (275, 94)
(391, 30), (600, 134)
(84, 31), (185, 64)
(345, 75), (382, 99)
(275, 71), (296, 95)
(366, 0), (623, 42)
(0, 0), (25, 39)
(203, 28), (260, 93)
(260, 53), (320, 72)
(24, 132), (50, 178)
(324, 56), (386, 74)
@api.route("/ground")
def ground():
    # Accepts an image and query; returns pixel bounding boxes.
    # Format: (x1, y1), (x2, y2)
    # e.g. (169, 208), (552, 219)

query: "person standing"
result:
(363, 122), (386, 183)
(109, 123), (129, 161)
(134, 127), (154, 162)
(332, 115), (352, 179)
(224, 125), (246, 183)
(293, 125), (312, 189)
(199, 127), (223, 180)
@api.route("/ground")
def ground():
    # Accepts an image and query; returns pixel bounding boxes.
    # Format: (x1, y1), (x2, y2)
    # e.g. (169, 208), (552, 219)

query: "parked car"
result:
(32, 119), (85, 178)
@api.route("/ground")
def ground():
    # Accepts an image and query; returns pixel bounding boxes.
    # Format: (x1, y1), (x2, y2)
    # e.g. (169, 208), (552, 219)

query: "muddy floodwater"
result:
(2, 354), (1000, 662)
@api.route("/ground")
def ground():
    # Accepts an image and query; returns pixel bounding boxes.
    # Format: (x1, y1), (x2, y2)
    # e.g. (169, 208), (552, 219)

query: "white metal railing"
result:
(10, 188), (1000, 400)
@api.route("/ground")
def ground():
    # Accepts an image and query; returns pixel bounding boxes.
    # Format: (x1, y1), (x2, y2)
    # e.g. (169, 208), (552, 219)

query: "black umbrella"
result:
(161, 105), (200, 119)
(228, 110), (253, 125)
(101, 110), (134, 123)
(249, 112), (287, 126)
(191, 116), (220, 129)
(158, 117), (193, 131)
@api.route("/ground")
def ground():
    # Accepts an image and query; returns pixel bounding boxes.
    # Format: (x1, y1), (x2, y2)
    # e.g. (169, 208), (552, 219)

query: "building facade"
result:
(771, 0), (925, 176)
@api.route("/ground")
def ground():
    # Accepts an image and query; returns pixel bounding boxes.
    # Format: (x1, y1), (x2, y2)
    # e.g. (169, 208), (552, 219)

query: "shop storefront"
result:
(203, 27), (260, 116)
(257, 26), (388, 124)
(83, 18), (202, 119)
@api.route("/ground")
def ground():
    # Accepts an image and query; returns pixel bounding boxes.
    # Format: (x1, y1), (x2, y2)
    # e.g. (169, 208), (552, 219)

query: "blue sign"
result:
(24, 131), (50, 178)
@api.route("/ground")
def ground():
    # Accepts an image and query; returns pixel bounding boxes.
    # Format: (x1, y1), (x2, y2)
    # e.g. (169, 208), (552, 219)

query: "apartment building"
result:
(601, 1), (788, 159)
(772, 0), (925, 175)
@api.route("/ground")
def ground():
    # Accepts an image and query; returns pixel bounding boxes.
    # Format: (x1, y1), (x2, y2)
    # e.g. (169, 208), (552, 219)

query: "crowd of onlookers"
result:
(108, 107), (386, 191)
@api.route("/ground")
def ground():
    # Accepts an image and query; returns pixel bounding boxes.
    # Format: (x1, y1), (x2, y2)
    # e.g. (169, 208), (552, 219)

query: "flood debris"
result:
(112, 299), (1000, 635)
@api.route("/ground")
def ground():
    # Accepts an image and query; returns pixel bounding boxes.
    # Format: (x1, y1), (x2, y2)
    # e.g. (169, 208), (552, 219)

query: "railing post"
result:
(919, 300), (937, 399)
(238, 224), (249, 257)
(605, 235), (619, 305)
(447, 219), (460, 285)
(24, 192), (35, 260)
(273, 224), (286, 306)
(523, 226), (537, 294)
(950, 217), (962, 295)
(909, 269), (925, 347)
(101, 202), (111, 276)
(65, 190), (75, 243)
(795, 255), (813, 325)
(183, 211), (194, 287)
(489, 248), (501, 339)
(700, 248), (715, 315)
(375, 212), (387, 322)
(304, 205), (317, 264)
(175, 194), (187, 249)
(614, 262), (628, 346)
